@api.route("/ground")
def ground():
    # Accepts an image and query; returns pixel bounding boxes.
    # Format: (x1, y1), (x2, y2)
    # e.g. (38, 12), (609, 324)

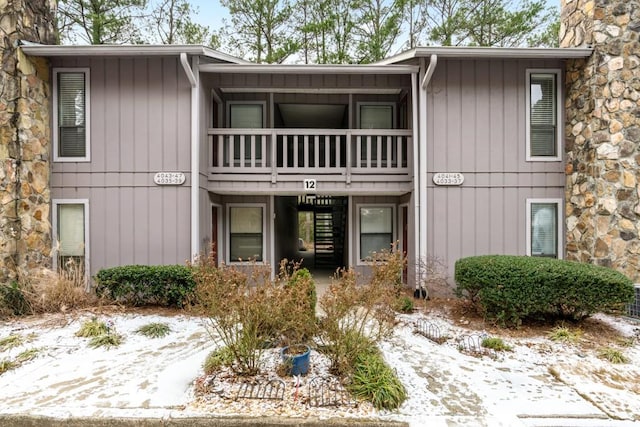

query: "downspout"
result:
(411, 72), (420, 283)
(180, 52), (199, 261)
(419, 55), (437, 273)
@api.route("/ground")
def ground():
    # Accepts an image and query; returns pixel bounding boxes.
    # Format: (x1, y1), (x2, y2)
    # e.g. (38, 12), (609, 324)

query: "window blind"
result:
(530, 74), (556, 157)
(58, 72), (86, 157)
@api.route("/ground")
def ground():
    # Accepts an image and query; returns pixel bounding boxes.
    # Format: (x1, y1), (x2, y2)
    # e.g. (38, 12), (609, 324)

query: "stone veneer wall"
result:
(562, 0), (640, 279)
(0, 0), (56, 282)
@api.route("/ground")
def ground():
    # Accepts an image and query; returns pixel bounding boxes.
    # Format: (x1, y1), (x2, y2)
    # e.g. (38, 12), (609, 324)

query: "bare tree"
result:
(57, 0), (147, 44)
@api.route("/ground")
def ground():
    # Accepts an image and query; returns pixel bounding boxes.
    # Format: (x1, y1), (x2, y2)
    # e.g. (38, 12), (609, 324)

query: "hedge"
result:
(454, 255), (634, 326)
(94, 265), (195, 307)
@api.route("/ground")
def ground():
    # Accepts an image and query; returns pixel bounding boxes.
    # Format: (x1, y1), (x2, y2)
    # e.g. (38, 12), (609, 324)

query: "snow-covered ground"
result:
(0, 307), (639, 426)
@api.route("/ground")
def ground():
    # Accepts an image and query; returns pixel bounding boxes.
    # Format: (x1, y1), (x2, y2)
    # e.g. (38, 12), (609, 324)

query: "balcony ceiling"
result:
(278, 104), (346, 128)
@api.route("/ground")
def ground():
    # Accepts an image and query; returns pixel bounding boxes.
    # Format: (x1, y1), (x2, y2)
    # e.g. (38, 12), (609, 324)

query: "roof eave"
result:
(18, 42), (250, 64)
(377, 46), (594, 64)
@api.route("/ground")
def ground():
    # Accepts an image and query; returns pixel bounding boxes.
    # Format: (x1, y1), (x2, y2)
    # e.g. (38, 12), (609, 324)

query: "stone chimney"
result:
(0, 0), (56, 282)
(562, 0), (640, 279)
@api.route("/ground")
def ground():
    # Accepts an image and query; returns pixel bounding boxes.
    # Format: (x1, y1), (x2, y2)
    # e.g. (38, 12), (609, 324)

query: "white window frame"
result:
(52, 198), (90, 273)
(356, 204), (396, 265)
(226, 101), (267, 128)
(356, 102), (396, 129)
(226, 203), (266, 264)
(526, 198), (562, 259)
(52, 68), (91, 162)
(526, 69), (562, 162)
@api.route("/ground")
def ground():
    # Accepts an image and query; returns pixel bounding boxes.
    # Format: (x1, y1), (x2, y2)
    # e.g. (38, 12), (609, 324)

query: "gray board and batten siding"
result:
(50, 56), (193, 276)
(426, 58), (566, 281)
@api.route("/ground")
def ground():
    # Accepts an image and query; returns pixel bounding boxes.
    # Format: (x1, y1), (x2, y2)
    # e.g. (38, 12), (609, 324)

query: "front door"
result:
(402, 206), (408, 284)
(211, 206), (218, 266)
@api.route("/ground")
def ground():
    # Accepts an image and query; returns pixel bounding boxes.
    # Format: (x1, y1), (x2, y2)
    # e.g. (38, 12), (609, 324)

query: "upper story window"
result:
(53, 68), (90, 162)
(358, 103), (395, 129)
(526, 198), (562, 259)
(526, 69), (561, 162)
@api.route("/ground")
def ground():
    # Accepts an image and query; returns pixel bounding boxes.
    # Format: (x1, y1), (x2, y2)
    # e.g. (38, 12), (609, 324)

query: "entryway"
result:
(274, 195), (348, 286)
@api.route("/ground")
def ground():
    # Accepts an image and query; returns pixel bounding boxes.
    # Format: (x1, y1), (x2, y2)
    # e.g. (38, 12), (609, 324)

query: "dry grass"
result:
(22, 263), (95, 314)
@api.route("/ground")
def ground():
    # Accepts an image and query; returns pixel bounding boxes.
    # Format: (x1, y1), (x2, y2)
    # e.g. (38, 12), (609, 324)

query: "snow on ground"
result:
(0, 308), (639, 426)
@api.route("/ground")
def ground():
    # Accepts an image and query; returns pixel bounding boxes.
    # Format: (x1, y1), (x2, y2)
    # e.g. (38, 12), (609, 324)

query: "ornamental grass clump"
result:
(76, 318), (123, 349)
(481, 337), (512, 352)
(136, 322), (171, 338)
(348, 349), (407, 410)
(598, 347), (628, 364)
(76, 318), (109, 337)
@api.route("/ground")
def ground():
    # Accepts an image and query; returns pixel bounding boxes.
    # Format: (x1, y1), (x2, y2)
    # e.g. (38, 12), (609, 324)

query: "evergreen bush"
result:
(455, 255), (634, 326)
(94, 265), (195, 307)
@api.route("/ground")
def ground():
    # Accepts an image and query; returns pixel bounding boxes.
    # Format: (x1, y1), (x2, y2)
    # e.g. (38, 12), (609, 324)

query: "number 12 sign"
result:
(303, 179), (317, 192)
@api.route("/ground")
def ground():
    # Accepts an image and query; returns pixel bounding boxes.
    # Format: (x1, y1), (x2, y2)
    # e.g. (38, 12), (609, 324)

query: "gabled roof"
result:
(18, 42), (249, 64)
(377, 46), (594, 64)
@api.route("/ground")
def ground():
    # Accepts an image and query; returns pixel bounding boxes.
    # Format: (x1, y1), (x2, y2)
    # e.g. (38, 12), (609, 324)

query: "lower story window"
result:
(527, 199), (561, 258)
(360, 206), (393, 260)
(229, 206), (263, 262)
(53, 199), (89, 271)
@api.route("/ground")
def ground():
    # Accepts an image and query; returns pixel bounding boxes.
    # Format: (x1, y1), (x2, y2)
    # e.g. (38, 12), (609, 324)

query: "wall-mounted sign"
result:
(154, 172), (186, 185)
(303, 178), (317, 192)
(433, 172), (464, 186)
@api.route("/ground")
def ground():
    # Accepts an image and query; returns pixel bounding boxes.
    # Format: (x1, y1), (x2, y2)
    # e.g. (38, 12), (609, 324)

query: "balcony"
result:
(208, 128), (412, 193)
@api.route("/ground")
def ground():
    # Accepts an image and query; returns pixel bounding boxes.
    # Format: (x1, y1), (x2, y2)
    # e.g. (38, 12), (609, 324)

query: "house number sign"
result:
(303, 179), (317, 192)
(433, 172), (464, 186)
(154, 172), (186, 185)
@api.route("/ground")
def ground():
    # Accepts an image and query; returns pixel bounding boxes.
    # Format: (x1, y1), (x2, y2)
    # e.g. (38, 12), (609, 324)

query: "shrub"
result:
(191, 252), (288, 376)
(94, 265), (195, 307)
(348, 350), (407, 410)
(0, 281), (30, 317)
(23, 265), (94, 313)
(455, 255), (634, 326)
(286, 267), (317, 318)
(317, 260), (398, 376)
(136, 322), (171, 338)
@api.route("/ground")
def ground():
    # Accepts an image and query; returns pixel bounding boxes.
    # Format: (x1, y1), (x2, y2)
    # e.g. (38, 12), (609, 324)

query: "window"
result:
(359, 206), (394, 260)
(227, 102), (266, 166)
(53, 69), (90, 162)
(53, 199), (89, 272)
(526, 70), (561, 161)
(358, 103), (394, 129)
(526, 199), (562, 259)
(229, 205), (264, 262)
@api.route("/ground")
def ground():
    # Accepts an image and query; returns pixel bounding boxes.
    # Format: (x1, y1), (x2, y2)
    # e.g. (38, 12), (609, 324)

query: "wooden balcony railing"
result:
(208, 128), (411, 183)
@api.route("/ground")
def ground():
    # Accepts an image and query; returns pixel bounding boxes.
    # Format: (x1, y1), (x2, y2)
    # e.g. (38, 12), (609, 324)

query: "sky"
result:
(189, 0), (561, 36)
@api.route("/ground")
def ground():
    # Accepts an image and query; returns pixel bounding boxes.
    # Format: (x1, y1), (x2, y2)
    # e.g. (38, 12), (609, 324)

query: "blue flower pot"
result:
(280, 345), (311, 376)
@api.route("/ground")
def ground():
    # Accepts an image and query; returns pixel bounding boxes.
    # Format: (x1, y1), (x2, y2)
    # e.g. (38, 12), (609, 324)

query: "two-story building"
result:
(16, 42), (596, 288)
